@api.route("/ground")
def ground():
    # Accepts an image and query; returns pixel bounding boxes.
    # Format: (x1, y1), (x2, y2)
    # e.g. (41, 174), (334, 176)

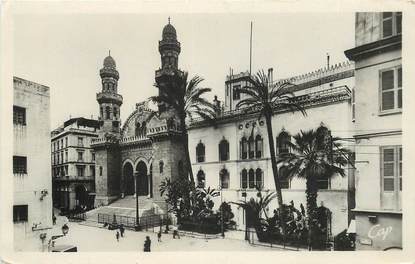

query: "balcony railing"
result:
(189, 85), (351, 125)
(96, 92), (123, 104)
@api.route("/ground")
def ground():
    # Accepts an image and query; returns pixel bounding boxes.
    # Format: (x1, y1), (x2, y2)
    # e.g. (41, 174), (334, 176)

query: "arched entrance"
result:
(75, 185), (87, 208)
(136, 161), (148, 196)
(123, 162), (135, 195)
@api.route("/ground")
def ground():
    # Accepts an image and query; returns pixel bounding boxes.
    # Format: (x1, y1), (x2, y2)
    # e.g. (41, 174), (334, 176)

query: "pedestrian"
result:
(120, 224), (125, 237)
(116, 231), (120, 242)
(143, 236), (151, 252)
(157, 230), (162, 242)
(52, 215), (56, 225)
(172, 226), (180, 239)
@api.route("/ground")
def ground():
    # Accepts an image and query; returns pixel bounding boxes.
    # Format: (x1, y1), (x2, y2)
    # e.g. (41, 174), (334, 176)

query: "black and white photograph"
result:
(1, 1), (414, 263)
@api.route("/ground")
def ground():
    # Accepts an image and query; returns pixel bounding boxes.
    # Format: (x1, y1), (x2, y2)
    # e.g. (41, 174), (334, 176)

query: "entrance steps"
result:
(85, 195), (163, 223)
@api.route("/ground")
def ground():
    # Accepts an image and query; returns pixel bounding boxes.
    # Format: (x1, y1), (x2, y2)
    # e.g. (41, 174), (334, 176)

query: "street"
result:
(52, 216), (282, 252)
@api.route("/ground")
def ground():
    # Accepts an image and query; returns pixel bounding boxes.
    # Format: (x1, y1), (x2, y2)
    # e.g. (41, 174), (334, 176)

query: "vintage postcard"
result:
(1, 1), (414, 263)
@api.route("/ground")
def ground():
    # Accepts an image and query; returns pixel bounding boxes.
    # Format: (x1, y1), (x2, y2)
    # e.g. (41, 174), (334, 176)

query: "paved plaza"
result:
(51, 216), (283, 252)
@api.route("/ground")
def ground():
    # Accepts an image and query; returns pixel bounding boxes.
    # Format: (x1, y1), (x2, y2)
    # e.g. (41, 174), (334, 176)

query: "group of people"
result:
(143, 227), (181, 252)
(115, 224), (126, 242)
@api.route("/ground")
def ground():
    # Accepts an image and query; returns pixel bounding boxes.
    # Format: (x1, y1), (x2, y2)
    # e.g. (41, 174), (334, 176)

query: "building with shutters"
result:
(345, 12), (402, 250)
(51, 117), (100, 212)
(188, 62), (356, 236)
(13, 76), (53, 251)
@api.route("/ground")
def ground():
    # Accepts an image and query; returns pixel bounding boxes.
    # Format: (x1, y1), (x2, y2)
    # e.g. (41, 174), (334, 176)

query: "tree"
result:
(235, 70), (306, 237)
(277, 126), (350, 249)
(150, 72), (217, 183)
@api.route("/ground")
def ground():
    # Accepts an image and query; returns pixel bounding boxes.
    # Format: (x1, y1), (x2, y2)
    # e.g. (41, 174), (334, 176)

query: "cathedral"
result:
(91, 20), (188, 211)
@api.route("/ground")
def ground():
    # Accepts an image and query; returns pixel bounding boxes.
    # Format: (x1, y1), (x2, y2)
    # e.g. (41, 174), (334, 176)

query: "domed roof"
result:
(103, 55), (116, 68)
(162, 22), (177, 39)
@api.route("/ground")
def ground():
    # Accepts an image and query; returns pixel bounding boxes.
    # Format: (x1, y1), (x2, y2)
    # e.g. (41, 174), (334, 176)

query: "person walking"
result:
(120, 224), (125, 237)
(157, 230), (162, 242)
(143, 236), (151, 252)
(172, 226), (180, 239)
(52, 215), (56, 225)
(116, 231), (120, 242)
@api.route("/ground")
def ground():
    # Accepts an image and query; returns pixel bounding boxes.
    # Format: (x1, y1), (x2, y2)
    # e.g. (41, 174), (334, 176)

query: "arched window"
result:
(196, 142), (205, 163)
(178, 160), (184, 176)
(220, 169), (230, 189)
(241, 137), (248, 159)
(159, 160), (164, 174)
(256, 168), (263, 189)
(277, 131), (291, 154)
(316, 125), (331, 151)
(248, 135), (255, 159)
(105, 106), (111, 120)
(255, 135), (263, 158)
(279, 166), (290, 189)
(248, 169), (255, 189)
(135, 122), (141, 137)
(219, 138), (229, 161)
(241, 169), (248, 189)
(197, 170), (206, 188)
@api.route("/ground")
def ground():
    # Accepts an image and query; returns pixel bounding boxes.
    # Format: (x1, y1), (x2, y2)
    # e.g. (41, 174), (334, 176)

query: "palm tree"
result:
(277, 127), (350, 249)
(235, 70), (306, 236)
(150, 72), (217, 183)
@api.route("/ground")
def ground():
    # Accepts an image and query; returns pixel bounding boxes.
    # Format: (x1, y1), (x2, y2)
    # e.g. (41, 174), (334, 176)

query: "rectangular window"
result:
(65, 137), (68, 147)
(65, 150), (68, 162)
(90, 165), (95, 177)
(77, 166), (85, 177)
(13, 205), (28, 222)
(382, 12), (402, 39)
(13, 156), (27, 174)
(77, 151), (84, 162)
(78, 137), (84, 147)
(13, 106), (26, 125)
(382, 146), (402, 192)
(380, 66), (402, 112)
(233, 85), (241, 100)
(92, 152), (95, 162)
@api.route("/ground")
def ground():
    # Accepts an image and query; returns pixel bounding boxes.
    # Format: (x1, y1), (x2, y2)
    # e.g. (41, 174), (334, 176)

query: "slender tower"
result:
(97, 52), (123, 134)
(93, 52), (123, 206)
(155, 17), (184, 116)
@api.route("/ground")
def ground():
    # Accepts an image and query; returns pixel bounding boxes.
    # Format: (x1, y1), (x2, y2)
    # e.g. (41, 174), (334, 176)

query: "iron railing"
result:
(97, 213), (168, 231)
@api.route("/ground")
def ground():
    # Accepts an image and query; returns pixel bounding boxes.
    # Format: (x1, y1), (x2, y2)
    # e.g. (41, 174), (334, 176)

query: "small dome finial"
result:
(109, 49), (111, 56)
(168, 16), (171, 24)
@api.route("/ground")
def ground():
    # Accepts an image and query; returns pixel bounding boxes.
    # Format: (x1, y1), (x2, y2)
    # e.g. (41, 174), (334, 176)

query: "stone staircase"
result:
(84, 195), (164, 225)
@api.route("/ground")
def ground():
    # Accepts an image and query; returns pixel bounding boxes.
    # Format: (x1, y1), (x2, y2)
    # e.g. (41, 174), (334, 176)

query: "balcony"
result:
(119, 135), (151, 147)
(96, 92), (123, 104)
(188, 85), (351, 127)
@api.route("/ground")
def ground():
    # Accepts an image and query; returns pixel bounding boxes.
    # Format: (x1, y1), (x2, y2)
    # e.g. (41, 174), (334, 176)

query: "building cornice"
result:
(344, 34), (402, 61)
(354, 129), (402, 139)
(189, 85), (351, 130)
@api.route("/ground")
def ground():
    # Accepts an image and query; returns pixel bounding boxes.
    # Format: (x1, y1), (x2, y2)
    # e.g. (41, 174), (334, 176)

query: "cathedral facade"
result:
(91, 21), (188, 210)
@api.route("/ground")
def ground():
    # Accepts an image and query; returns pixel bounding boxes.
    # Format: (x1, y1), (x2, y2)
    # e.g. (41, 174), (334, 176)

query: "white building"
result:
(188, 62), (355, 237)
(13, 77), (53, 251)
(51, 117), (100, 212)
(345, 12), (402, 250)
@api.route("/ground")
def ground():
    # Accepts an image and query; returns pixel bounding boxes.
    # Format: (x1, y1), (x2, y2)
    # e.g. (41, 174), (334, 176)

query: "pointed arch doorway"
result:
(136, 161), (149, 196)
(123, 162), (135, 196)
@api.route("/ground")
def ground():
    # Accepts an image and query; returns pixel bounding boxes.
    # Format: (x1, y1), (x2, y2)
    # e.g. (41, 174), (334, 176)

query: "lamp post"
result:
(220, 186), (224, 238)
(242, 191), (248, 241)
(134, 172), (140, 231)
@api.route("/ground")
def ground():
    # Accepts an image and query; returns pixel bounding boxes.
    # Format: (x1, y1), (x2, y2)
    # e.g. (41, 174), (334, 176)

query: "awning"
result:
(347, 219), (356, 234)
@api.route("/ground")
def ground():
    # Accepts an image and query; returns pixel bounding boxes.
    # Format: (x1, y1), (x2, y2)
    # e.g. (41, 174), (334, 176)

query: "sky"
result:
(13, 13), (355, 129)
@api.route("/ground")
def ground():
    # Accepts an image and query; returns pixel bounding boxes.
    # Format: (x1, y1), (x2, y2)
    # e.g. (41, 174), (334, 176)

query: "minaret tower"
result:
(97, 51), (123, 134)
(155, 17), (184, 114)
